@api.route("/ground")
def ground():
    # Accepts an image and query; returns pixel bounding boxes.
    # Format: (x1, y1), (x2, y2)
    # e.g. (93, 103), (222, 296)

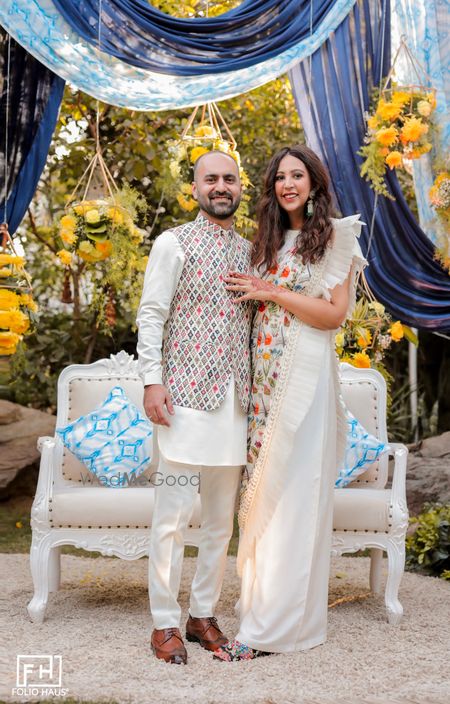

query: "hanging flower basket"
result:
(56, 143), (148, 329)
(359, 37), (437, 198)
(0, 223), (37, 357)
(57, 147), (145, 266)
(57, 197), (143, 266)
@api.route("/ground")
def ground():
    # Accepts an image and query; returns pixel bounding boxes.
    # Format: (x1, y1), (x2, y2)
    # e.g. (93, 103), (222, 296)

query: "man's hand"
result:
(143, 384), (174, 427)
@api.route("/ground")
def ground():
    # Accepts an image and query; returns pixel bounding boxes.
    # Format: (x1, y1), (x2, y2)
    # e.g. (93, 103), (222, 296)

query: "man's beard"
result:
(196, 191), (241, 220)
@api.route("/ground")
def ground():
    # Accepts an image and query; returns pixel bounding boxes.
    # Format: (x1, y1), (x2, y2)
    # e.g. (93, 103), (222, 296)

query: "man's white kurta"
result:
(136, 229), (247, 466)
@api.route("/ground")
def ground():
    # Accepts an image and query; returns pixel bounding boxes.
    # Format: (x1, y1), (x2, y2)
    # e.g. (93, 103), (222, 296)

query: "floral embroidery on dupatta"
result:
(243, 240), (311, 490)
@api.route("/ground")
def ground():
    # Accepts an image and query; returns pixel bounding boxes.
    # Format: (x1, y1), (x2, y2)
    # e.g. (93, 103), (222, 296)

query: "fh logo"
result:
(13, 655), (68, 697)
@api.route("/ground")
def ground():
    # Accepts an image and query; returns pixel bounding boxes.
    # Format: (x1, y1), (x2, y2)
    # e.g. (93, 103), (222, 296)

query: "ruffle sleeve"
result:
(317, 214), (367, 319)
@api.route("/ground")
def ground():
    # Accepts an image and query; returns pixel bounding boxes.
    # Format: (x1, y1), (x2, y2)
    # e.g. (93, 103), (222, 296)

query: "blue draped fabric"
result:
(0, 34), (65, 234)
(52, 0), (341, 76)
(0, 0), (356, 110)
(289, 0), (450, 332)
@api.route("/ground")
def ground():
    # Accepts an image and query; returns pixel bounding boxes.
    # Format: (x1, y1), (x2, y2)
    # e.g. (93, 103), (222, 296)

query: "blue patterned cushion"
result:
(56, 386), (152, 487)
(335, 408), (388, 488)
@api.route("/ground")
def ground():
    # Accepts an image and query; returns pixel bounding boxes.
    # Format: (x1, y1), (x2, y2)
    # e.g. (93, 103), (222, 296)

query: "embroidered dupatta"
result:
(237, 215), (366, 575)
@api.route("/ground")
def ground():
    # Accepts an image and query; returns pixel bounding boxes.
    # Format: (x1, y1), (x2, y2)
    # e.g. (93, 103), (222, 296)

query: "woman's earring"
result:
(306, 193), (315, 217)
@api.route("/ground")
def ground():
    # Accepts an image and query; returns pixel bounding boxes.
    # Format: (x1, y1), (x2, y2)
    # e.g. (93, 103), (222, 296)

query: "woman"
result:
(214, 145), (366, 661)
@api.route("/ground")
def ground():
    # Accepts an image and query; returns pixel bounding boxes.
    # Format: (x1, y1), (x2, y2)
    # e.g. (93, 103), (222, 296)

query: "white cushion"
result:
(333, 488), (392, 532)
(51, 487), (202, 529)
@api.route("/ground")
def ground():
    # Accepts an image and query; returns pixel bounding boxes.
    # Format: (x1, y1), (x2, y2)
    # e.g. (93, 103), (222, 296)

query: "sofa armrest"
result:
(31, 437), (58, 530)
(388, 442), (408, 510)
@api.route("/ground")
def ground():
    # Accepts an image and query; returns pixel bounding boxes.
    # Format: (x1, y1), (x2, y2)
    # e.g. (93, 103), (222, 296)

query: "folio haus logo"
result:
(12, 655), (69, 697)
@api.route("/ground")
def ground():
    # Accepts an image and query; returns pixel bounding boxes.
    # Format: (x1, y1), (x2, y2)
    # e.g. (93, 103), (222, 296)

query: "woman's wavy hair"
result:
(252, 145), (335, 271)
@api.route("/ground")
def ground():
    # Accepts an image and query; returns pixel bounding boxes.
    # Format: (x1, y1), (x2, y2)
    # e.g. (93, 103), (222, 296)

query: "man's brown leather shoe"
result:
(151, 628), (187, 664)
(185, 615), (228, 652)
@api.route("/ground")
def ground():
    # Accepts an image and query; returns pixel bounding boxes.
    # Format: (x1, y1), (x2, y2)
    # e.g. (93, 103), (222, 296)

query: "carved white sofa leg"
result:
(369, 548), (383, 594)
(28, 533), (53, 623)
(385, 539), (405, 625)
(48, 545), (61, 592)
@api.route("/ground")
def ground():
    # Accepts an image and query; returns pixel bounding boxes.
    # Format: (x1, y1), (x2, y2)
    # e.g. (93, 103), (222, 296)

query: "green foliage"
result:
(406, 503), (450, 579)
(7, 311), (137, 411)
(358, 140), (393, 199)
(152, 0), (241, 18)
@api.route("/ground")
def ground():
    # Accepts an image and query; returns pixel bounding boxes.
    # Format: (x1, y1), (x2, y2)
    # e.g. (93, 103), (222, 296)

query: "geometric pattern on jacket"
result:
(162, 213), (252, 411)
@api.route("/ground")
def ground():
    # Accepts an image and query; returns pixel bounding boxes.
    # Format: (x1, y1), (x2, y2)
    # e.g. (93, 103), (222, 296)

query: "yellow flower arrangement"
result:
(0, 237), (36, 356)
(389, 321), (404, 342)
(368, 301), (385, 315)
(58, 190), (143, 267)
(84, 208), (101, 225)
(60, 214), (77, 230)
(60, 230), (77, 245)
(176, 193), (197, 212)
(360, 86), (437, 197)
(400, 116), (427, 143)
(19, 293), (38, 313)
(0, 330), (22, 356)
(417, 100), (432, 117)
(430, 172), (450, 210)
(352, 352), (371, 368)
(0, 289), (20, 310)
(56, 186), (148, 330)
(356, 327), (372, 348)
(385, 150), (403, 170)
(391, 91), (411, 106)
(194, 125), (217, 138)
(336, 296), (413, 376)
(335, 332), (346, 349)
(376, 99), (403, 122)
(57, 249), (73, 266)
(0, 309), (30, 334)
(0, 254), (24, 267)
(190, 146), (209, 164)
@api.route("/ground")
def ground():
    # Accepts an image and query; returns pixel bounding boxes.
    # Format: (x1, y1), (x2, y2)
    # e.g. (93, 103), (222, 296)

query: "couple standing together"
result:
(136, 145), (366, 664)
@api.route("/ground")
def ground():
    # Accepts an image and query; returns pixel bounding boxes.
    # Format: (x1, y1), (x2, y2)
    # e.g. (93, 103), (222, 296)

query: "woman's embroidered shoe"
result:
(213, 639), (271, 662)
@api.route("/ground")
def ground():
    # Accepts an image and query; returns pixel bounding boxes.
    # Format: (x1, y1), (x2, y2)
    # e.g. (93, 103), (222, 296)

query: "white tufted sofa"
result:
(28, 353), (408, 625)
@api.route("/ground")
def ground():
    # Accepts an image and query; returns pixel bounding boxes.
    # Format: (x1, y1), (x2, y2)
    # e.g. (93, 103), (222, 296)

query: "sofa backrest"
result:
(54, 354), (389, 489)
(54, 351), (157, 486)
(339, 363), (389, 488)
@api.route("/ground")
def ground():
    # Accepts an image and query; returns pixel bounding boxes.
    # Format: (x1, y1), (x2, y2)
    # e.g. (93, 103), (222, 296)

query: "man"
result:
(136, 151), (252, 664)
